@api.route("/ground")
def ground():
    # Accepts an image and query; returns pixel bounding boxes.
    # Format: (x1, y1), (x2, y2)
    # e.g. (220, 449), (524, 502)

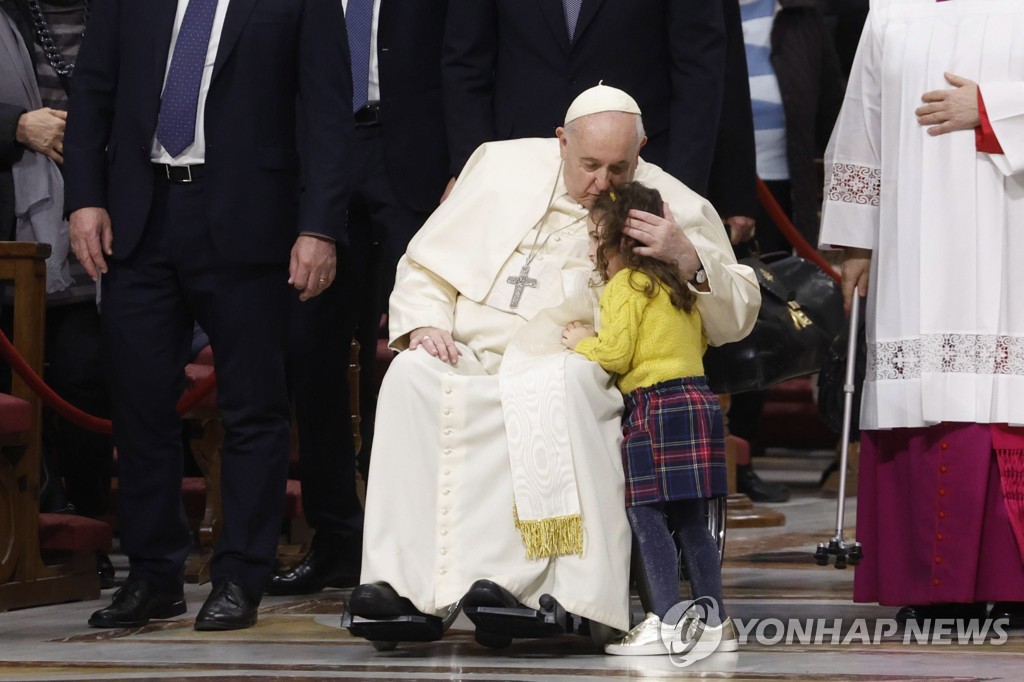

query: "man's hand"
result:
(69, 207), (113, 280)
(840, 247), (872, 311)
(16, 107), (67, 164)
(409, 326), (461, 365)
(561, 320), (595, 350)
(289, 234), (337, 301)
(623, 201), (702, 281)
(440, 176), (458, 204)
(723, 215), (756, 245)
(916, 72), (980, 136)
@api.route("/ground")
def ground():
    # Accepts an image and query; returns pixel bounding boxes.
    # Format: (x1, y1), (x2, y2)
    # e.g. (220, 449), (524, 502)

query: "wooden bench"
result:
(0, 242), (111, 611)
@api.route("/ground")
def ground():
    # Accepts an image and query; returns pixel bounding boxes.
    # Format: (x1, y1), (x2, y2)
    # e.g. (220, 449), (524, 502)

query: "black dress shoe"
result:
(88, 579), (186, 628)
(194, 581), (259, 631)
(348, 582), (426, 618)
(989, 602), (1024, 628)
(266, 546), (359, 596)
(736, 464), (790, 503)
(97, 552), (116, 590)
(896, 602), (988, 624)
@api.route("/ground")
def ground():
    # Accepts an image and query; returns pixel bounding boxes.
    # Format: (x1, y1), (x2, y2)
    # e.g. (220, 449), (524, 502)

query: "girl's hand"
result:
(562, 320), (596, 350)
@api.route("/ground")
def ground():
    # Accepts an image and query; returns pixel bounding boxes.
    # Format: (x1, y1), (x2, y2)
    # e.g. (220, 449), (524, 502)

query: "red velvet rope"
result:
(0, 329), (217, 435)
(755, 177), (841, 284)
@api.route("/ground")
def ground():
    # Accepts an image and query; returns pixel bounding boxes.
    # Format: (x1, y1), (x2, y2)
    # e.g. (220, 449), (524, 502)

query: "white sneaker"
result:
(604, 613), (672, 656)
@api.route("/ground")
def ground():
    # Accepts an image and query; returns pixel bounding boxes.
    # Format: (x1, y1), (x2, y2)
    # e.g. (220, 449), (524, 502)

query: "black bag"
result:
(704, 253), (844, 394)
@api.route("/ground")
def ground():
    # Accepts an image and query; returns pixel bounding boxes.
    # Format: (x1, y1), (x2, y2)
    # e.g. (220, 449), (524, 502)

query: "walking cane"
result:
(814, 295), (864, 569)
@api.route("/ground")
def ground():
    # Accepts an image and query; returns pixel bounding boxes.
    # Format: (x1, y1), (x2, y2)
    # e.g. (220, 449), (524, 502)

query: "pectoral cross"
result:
(507, 263), (538, 309)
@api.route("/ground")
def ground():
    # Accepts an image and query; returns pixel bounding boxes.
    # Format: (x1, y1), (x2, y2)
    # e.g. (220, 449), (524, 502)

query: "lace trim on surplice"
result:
(868, 334), (1024, 380)
(825, 163), (881, 207)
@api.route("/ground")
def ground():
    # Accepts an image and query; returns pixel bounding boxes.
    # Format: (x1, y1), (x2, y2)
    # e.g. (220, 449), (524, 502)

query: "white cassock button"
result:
(444, 408), (452, 415)
(439, 568), (447, 575)
(447, 371), (455, 376)
(444, 449), (453, 456)
(443, 468), (451, 475)
(443, 489), (450, 496)
(441, 508), (449, 515)
(445, 388), (453, 394)
(555, 235), (561, 242)
(440, 548), (447, 555)
(444, 428), (452, 436)
(440, 529), (448, 536)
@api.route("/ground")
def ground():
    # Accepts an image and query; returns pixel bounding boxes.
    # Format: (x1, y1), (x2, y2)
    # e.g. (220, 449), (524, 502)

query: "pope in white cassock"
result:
(348, 85), (760, 643)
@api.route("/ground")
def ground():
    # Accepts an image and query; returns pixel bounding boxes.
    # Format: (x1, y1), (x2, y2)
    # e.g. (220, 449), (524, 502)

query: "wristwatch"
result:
(692, 267), (707, 286)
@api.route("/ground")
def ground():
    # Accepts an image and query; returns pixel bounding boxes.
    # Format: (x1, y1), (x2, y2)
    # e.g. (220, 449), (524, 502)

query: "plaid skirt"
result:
(621, 377), (727, 506)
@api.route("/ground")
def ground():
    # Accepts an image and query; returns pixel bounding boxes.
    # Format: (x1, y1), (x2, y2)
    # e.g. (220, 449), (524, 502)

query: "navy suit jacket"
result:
(375, 0), (449, 214)
(64, 0), (352, 264)
(442, 0), (726, 195)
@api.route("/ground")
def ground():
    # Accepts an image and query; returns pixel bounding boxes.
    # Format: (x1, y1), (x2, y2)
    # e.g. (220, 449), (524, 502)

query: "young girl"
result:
(561, 182), (736, 656)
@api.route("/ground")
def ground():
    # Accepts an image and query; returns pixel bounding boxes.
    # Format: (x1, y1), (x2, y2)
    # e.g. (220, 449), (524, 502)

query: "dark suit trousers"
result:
(289, 125), (428, 550)
(102, 170), (291, 601)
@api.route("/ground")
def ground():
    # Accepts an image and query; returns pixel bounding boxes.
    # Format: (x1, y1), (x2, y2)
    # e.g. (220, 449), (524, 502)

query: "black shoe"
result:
(736, 464), (790, 503)
(348, 582), (426, 619)
(462, 579), (523, 610)
(96, 552), (116, 590)
(88, 579), (186, 628)
(266, 546), (360, 596)
(896, 602), (987, 624)
(989, 602), (1024, 628)
(194, 581), (258, 631)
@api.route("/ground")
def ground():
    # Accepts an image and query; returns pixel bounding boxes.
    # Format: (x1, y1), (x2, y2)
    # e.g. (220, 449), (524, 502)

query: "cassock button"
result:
(443, 468), (451, 475)
(938, 488), (946, 496)
(940, 442), (949, 450)
(440, 548), (448, 555)
(439, 568), (447, 575)
(447, 371), (455, 377)
(555, 235), (561, 242)
(940, 465), (949, 474)
(441, 508), (449, 515)
(938, 510), (946, 519)
(440, 529), (448, 536)
(445, 388), (453, 394)
(933, 578), (941, 587)
(444, 408), (452, 415)
(444, 428), (453, 436)
(936, 533), (944, 541)
(443, 489), (450, 496)
(934, 556), (942, 564)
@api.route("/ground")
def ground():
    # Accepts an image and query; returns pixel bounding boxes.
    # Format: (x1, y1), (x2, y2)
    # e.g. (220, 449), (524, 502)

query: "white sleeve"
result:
(819, 8), (883, 251)
(387, 255), (459, 351)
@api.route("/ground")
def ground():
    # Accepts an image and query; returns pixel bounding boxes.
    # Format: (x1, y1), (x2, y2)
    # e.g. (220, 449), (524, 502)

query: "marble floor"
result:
(1, 451), (1021, 681)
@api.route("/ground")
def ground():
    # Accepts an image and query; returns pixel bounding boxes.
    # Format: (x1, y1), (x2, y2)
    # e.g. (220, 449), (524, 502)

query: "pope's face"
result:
(556, 112), (646, 209)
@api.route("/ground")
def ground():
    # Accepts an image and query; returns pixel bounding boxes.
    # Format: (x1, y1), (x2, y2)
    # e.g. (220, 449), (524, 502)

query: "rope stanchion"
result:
(755, 177), (840, 284)
(0, 329), (217, 435)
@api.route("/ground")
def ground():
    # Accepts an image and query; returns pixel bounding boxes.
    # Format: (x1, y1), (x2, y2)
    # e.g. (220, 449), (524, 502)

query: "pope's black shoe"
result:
(88, 579), (186, 628)
(348, 582), (426, 618)
(194, 581), (259, 631)
(266, 546), (359, 596)
(896, 602), (987, 624)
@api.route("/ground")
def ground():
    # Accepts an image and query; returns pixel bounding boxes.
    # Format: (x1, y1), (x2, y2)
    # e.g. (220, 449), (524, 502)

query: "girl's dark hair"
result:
(590, 182), (696, 313)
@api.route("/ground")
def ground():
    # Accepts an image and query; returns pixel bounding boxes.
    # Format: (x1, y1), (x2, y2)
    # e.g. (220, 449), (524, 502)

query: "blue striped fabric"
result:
(740, 0), (789, 179)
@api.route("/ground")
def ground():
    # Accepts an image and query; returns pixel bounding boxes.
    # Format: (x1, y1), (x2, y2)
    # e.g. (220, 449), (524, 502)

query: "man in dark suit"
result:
(269, 0), (449, 596)
(442, 0), (726, 197)
(63, 0), (351, 630)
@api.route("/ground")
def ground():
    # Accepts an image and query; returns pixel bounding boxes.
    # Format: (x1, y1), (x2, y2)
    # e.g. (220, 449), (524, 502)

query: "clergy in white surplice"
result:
(820, 0), (1024, 616)
(353, 85), (759, 635)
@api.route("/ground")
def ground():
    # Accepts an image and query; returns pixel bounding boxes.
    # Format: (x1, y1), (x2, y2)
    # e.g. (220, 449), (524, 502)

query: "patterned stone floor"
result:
(1, 451), (1021, 680)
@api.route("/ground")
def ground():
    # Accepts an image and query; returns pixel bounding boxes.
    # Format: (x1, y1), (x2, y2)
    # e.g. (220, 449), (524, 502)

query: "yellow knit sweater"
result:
(575, 269), (706, 394)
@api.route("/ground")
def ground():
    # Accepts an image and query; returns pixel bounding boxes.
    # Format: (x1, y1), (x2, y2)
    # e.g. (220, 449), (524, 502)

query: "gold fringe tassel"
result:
(513, 504), (584, 559)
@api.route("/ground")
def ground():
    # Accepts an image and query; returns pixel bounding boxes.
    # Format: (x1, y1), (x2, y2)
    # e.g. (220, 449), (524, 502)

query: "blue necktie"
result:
(563, 0), (583, 41)
(347, 0), (374, 111)
(155, 0), (220, 158)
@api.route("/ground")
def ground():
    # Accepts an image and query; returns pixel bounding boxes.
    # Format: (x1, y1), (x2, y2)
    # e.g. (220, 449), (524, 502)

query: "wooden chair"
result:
(0, 242), (110, 611)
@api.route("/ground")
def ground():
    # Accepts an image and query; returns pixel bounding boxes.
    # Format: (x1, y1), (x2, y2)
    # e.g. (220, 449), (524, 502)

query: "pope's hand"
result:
(561, 320), (595, 350)
(623, 202), (702, 281)
(410, 326), (461, 365)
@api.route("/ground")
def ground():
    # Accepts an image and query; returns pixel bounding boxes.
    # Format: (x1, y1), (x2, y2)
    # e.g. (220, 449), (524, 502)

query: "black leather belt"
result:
(354, 102), (382, 127)
(156, 163), (205, 183)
